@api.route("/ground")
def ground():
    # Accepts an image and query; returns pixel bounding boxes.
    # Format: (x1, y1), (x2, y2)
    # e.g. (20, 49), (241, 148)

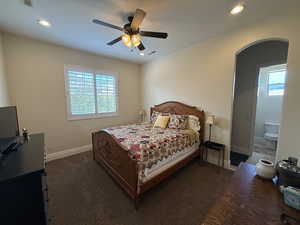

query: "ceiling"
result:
(0, 0), (299, 63)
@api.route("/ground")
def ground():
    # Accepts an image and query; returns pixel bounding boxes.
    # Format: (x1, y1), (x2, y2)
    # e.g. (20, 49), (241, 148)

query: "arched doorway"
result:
(230, 39), (289, 167)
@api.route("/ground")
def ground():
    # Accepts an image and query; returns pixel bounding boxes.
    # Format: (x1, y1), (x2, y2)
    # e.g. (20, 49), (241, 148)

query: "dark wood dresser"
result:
(201, 163), (299, 225)
(0, 133), (48, 225)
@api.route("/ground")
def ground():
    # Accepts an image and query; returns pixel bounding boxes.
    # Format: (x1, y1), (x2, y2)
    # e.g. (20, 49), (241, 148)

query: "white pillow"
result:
(187, 115), (201, 132)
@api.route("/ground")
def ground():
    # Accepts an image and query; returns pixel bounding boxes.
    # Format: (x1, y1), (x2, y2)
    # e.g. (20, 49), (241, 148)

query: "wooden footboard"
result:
(92, 130), (138, 199)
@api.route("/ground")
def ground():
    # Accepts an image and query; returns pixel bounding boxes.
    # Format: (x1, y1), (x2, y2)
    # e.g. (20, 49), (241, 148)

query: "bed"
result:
(92, 101), (205, 208)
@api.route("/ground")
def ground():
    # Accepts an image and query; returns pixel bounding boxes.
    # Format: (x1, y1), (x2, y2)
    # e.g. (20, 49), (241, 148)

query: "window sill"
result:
(67, 112), (118, 121)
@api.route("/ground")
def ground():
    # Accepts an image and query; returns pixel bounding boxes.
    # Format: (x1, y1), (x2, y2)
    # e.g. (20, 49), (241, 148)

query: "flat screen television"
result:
(0, 106), (20, 154)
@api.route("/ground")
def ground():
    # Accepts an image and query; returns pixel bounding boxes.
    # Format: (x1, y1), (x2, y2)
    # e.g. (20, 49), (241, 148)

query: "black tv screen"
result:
(0, 106), (19, 138)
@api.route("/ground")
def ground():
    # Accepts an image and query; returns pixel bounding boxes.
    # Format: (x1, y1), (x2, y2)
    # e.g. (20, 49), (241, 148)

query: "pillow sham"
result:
(187, 115), (201, 132)
(153, 115), (170, 128)
(168, 114), (188, 129)
(150, 111), (160, 124)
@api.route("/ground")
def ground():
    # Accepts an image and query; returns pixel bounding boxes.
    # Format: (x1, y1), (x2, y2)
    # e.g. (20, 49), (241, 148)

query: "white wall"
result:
(3, 33), (141, 154)
(142, 9), (300, 164)
(0, 32), (10, 106)
(255, 64), (285, 138)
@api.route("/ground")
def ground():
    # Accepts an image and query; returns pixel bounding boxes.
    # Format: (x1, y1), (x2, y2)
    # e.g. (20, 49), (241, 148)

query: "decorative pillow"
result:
(150, 111), (160, 124)
(187, 115), (201, 132)
(153, 115), (170, 128)
(168, 114), (188, 129)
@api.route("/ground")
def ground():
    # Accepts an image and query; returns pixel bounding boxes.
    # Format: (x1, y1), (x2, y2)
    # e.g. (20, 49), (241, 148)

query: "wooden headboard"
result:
(150, 101), (205, 142)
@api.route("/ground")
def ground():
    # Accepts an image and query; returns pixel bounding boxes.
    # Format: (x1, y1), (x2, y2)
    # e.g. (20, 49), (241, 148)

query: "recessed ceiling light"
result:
(37, 19), (52, 27)
(139, 52), (145, 56)
(230, 4), (244, 15)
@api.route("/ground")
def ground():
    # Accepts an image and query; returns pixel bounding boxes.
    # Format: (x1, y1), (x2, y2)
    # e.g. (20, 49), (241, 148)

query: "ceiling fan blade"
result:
(92, 19), (123, 31)
(107, 36), (122, 45)
(140, 31), (168, 39)
(137, 42), (145, 51)
(131, 9), (146, 31)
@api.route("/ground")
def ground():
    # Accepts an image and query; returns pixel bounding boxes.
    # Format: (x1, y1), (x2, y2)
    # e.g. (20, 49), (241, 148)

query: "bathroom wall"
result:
(254, 64), (286, 138)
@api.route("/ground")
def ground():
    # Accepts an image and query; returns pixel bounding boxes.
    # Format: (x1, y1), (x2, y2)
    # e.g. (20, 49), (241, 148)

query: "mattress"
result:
(140, 141), (200, 183)
(104, 123), (199, 177)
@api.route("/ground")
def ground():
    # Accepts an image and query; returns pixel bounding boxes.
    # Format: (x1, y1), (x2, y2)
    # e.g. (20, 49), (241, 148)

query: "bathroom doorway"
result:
(230, 39), (289, 167)
(247, 64), (287, 164)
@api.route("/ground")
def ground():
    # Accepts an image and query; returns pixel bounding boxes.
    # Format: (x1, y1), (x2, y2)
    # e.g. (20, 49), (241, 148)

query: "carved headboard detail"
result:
(150, 101), (205, 142)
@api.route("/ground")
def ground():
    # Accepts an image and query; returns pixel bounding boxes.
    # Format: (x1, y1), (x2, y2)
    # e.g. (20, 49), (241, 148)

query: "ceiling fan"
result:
(92, 9), (168, 52)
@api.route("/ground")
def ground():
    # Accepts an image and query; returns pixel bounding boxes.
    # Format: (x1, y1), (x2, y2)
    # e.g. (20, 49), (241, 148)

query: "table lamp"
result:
(206, 115), (215, 141)
(139, 110), (146, 123)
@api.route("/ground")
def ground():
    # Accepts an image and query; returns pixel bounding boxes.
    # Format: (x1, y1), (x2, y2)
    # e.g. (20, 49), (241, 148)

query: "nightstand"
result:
(203, 141), (225, 168)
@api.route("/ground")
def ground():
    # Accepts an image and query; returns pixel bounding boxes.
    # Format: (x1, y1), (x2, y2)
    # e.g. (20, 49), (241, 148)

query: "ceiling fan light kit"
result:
(122, 34), (141, 48)
(93, 8), (168, 53)
(131, 34), (141, 47)
(122, 34), (132, 47)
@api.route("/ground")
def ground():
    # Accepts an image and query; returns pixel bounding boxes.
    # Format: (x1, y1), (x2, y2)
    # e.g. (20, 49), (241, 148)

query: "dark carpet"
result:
(47, 152), (233, 225)
(230, 151), (249, 166)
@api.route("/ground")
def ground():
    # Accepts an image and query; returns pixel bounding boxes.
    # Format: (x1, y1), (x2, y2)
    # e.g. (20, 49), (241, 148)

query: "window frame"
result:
(64, 65), (119, 121)
(267, 68), (286, 97)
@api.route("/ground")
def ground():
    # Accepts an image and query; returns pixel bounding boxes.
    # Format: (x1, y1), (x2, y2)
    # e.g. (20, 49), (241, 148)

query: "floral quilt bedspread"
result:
(104, 123), (199, 178)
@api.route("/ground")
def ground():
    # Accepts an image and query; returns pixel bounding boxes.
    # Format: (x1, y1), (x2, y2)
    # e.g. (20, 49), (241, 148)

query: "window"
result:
(268, 69), (286, 96)
(64, 65), (118, 120)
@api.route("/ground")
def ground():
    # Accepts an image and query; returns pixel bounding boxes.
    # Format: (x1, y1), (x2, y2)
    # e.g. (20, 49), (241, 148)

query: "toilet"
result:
(264, 122), (280, 148)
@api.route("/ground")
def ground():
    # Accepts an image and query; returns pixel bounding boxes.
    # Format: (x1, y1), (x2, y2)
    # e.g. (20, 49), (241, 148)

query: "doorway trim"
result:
(228, 38), (289, 168)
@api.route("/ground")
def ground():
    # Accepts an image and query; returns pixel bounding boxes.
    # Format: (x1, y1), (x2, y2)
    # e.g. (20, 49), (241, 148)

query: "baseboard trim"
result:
(46, 144), (92, 162)
(231, 145), (251, 156)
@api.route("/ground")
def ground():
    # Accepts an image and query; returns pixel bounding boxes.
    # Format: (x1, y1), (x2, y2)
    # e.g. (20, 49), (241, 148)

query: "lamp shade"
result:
(139, 109), (146, 116)
(206, 115), (215, 125)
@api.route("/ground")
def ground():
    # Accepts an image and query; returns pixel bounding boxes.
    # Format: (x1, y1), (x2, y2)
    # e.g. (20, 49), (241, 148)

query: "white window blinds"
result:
(68, 70), (96, 115)
(96, 74), (117, 113)
(65, 66), (118, 120)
